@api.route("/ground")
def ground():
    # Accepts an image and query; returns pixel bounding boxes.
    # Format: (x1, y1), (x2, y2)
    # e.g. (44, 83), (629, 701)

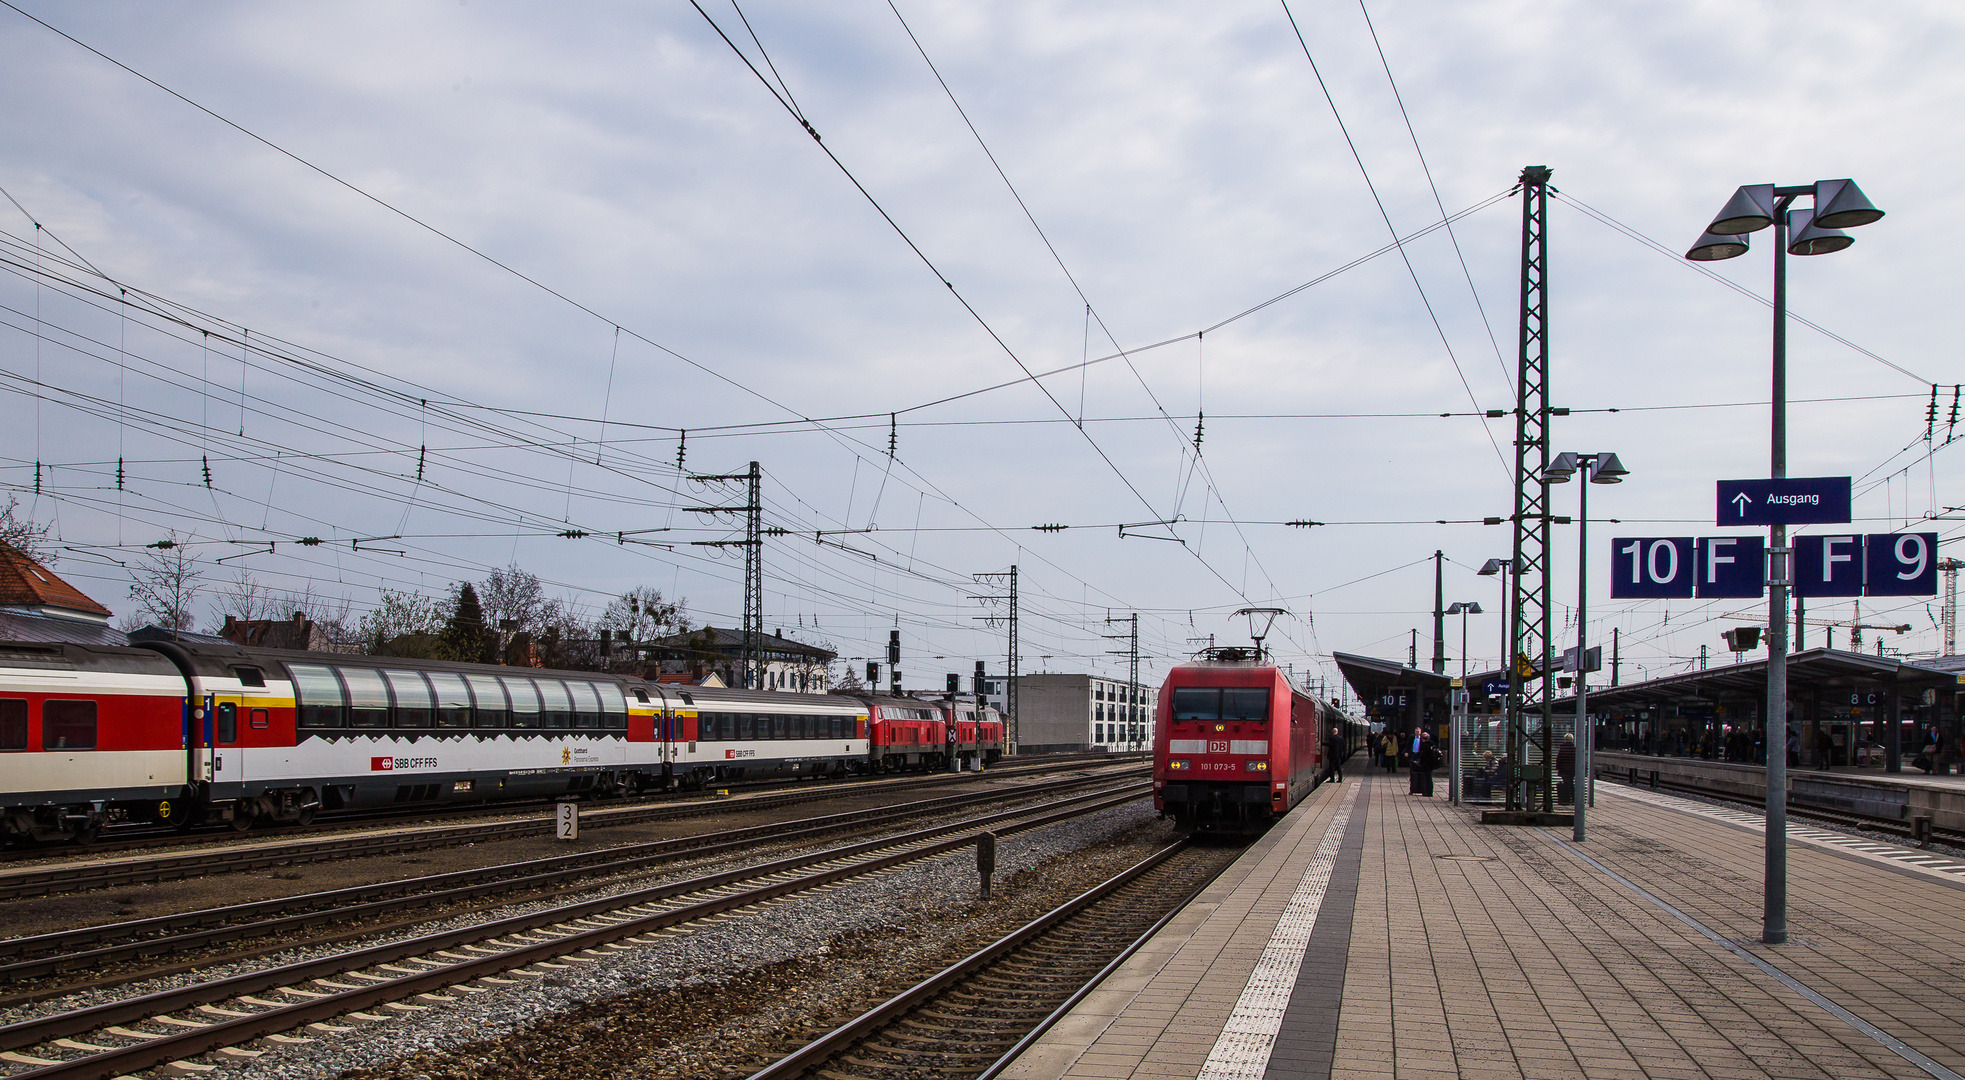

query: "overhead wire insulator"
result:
(1285, 519), (1323, 528)
(1032, 523), (1067, 532)
(415, 445), (426, 482)
(558, 529), (589, 539)
(298, 536), (322, 546)
(32, 461), (39, 494)
(677, 430), (687, 471)
(116, 457), (124, 491)
(1949, 385), (1961, 444)
(147, 539), (175, 549)
(1927, 384), (1940, 440)
(1193, 411), (1204, 452)
(888, 413), (897, 459)
(202, 455), (212, 488)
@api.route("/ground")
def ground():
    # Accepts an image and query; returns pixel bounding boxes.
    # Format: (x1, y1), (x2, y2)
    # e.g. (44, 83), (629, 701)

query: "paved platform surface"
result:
(1003, 765), (1965, 1080)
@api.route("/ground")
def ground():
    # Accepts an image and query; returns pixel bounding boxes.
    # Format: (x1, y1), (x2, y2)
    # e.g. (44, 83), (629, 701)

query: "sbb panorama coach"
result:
(1153, 652), (1349, 833)
(0, 636), (1001, 844)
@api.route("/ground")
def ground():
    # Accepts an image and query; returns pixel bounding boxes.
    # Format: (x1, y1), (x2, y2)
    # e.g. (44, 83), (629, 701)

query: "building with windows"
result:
(646, 626), (834, 692)
(985, 672), (1157, 754)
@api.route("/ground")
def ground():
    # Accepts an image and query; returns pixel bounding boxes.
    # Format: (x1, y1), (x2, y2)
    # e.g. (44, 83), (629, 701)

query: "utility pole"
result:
(1432, 550), (1447, 674)
(1508, 165), (1557, 814)
(1611, 627), (1621, 687)
(686, 460), (764, 689)
(1106, 613), (1140, 753)
(1942, 558), (1961, 656)
(972, 566), (1019, 753)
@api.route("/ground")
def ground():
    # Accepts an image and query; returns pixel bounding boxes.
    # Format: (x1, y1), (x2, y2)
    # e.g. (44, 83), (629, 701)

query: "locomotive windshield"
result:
(1171, 686), (1269, 723)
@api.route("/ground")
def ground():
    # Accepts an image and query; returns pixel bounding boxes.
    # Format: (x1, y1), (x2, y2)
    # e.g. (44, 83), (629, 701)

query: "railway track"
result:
(0, 771), (1140, 992)
(1596, 767), (1965, 846)
(0, 783), (1152, 1079)
(0, 751), (1134, 863)
(746, 837), (1236, 1080)
(0, 758), (1146, 899)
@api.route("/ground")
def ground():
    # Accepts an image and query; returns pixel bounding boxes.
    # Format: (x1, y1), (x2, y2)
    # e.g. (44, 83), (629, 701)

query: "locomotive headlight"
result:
(1168, 760), (1189, 771)
(1248, 760), (1268, 771)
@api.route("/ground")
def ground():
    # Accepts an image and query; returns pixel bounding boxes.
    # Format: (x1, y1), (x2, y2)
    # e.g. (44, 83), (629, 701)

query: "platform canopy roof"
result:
(1552, 647), (1961, 713)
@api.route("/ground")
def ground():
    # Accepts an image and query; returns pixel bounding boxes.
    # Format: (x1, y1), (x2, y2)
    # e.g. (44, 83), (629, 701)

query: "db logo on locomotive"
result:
(1208, 740), (1229, 754)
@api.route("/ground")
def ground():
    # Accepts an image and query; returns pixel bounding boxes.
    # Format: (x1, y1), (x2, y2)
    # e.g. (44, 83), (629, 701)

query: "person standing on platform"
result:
(1786, 726), (1801, 767)
(1382, 732), (1398, 772)
(1556, 733), (1576, 805)
(1413, 730), (1439, 796)
(1324, 725), (1345, 783)
(1409, 728), (1423, 793)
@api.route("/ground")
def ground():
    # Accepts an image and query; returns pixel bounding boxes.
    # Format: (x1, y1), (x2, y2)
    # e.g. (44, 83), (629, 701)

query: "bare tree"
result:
(356, 588), (449, 655)
(0, 496), (55, 566)
(479, 564), (565, 637)
(596, 585), (691, 661)
(284, 583), (357, 646)
(125, 537), (203, 634)
(212, 570), (281, 625)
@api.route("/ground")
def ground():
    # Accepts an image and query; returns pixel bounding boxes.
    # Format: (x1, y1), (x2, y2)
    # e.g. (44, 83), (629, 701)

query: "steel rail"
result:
(0, 759), (1143, 899)
(1596, 766), (1965, 845)
(746, 836), (1198, 1080)
(0, 750), (1126, 862)
(0, 784), (1150, 1074)
(0, 772), (1136, 981)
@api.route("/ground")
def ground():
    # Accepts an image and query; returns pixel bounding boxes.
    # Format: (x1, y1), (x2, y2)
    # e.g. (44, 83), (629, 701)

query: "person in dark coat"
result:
(1556, 733), (1576, 804)
(1324, 725), (1345, 783)
(1413, 730), (1439, 796)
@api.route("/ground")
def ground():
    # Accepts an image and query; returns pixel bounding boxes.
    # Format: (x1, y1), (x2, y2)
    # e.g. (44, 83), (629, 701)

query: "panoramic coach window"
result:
(536, 679), (573, 729)
(567, 680), (603, 729)
(287, 664), (347, 728)
(384, 671), (434, 728)
(42, 700), (97, 750)
(0, 699), (25, 750)
(425, 671), (474, 729)
(502, 676), (542, 730)
(599, 683), (629, 730)
(465, 674), (509, 729)
(338, 668), (392, 728)
(772, 714), (787, 740)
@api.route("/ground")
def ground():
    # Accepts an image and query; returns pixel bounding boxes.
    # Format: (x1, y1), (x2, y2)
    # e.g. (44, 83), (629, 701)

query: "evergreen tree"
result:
(438, 582), (495, 663)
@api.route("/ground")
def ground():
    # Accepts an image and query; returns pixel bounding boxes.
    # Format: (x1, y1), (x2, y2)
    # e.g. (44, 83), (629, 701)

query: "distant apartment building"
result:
(982, 672), (1157, 754)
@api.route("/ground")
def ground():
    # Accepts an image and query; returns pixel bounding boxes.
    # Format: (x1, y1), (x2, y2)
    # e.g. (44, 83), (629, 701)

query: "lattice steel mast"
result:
(1507, 166), (1558, 812)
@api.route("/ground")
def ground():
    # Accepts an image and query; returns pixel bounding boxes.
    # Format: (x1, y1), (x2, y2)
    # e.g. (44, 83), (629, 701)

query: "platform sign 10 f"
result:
(1611, 537), (1765, 599)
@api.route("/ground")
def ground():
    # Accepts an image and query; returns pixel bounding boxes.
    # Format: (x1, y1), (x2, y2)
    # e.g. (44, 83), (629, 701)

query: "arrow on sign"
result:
(1731, 492), (1752, 518)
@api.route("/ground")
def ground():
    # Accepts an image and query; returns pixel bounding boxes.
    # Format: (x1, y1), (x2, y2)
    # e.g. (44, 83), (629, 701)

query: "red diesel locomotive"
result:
(1152, 653), (1347, 832)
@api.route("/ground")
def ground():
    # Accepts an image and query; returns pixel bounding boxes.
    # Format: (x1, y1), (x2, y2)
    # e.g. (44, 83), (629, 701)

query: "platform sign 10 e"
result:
(1610, 537), (1765, 599)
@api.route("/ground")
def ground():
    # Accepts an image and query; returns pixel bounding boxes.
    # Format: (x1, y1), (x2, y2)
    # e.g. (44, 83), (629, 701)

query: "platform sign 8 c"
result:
(1611, 538), (1694, 599)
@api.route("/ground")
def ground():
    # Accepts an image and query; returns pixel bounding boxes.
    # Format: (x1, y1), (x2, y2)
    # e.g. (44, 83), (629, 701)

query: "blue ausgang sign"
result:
(1715, 477), (1852, 526)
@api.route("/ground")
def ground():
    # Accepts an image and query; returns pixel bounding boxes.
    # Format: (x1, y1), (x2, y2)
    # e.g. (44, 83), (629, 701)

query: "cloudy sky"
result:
(2, 0), (1960, 693)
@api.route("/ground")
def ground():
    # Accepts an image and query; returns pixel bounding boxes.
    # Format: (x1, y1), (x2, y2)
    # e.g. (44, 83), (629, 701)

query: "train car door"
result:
(195, 690), (246, 796)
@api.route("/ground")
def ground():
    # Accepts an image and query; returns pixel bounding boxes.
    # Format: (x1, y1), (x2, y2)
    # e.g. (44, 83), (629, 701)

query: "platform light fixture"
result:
(1550, 451), (1629, 844)
(1686, 176), (1884, 947)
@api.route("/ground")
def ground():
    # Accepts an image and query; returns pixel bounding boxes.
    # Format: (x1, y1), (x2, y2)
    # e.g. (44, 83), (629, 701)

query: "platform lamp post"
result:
(1543, 451), (1628, 842)
(1445, 602), (1482, 805)
(1687, 179), (1883, 944)
(1477, 559), (1512, 803)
